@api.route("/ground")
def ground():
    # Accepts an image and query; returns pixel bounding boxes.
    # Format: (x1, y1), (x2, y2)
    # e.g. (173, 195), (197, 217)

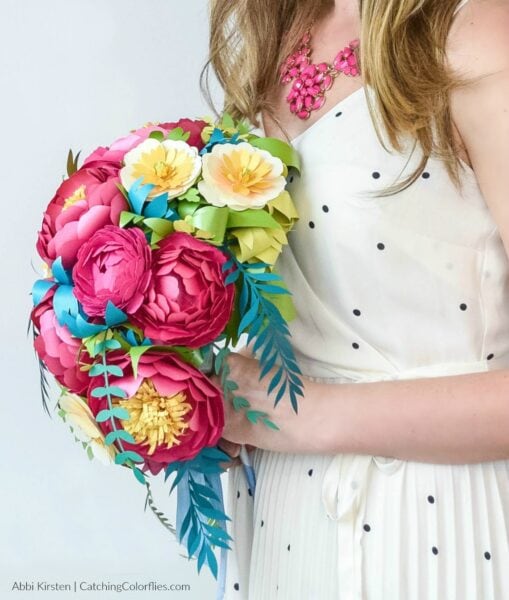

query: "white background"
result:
(0, 1), (227, 598)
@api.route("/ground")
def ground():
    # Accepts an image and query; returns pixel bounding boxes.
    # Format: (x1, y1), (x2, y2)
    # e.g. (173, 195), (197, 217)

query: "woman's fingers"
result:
(217, 437), (241, 458)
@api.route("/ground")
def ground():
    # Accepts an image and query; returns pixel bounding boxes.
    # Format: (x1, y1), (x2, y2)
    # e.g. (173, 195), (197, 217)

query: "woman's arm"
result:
(219, 1), (509, 465)
(220, 353), (509, 464)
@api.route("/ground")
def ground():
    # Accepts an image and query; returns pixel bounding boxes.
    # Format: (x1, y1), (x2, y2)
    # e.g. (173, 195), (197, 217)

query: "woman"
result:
(205, 0), (509, 598)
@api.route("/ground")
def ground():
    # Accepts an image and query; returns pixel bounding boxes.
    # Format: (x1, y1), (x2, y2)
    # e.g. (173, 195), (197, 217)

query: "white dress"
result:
(224, 1), (509, 597)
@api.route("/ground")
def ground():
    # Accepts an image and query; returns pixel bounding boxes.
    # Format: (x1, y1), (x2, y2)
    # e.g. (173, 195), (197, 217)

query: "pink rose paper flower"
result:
(31, 288), (91, 395)
(158, 118), (208, 150)
(88, 351), (225, 475)
(36, 162), (128, 269)
(72, 225), (152, 319)
(83, 118), (208, 165)
(132, 232), (235, 347)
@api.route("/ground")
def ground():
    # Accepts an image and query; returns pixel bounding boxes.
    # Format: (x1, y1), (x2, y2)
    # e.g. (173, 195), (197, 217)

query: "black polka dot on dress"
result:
(322, 205), (329, 213)
(309, 221), (315, 229)
(487, 353), (494, 360)
(427, 495), (435, 504)
(363, 524), (371, 532)
(377, 242), (385, 250)
(353, 309), (361, 316)
(335, 111), (342, 117)
(234, 583), (240, 591)
(308, 468), (313, 476)
(484, 551), (492, 560)
(422, 171), (430, 179)
(460, 303), (468, 311)
(352, 342), (360, 349)
(432, 546), (439, 555)
(372, 171), (381, 179)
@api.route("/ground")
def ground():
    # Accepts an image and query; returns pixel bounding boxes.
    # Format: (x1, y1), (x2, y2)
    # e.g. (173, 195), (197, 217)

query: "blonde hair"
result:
(201, 0), (482, 196)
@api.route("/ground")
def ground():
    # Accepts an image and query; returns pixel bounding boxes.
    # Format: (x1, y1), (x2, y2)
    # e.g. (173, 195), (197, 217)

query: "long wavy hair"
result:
(200, 0), (483, 196)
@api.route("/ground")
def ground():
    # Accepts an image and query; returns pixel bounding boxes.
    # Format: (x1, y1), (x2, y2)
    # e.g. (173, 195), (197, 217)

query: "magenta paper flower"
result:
(36, 162), (128, 270)
(132, 232), (235, 348)
(83, 118), (209, 166)
(72, 225), (152, 319)
(87, 351), (225, 475)
(31, 288), (90, 395)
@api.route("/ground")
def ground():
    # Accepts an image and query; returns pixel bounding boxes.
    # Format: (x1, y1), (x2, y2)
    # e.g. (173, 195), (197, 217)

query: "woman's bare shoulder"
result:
(446, 0), (509, 80)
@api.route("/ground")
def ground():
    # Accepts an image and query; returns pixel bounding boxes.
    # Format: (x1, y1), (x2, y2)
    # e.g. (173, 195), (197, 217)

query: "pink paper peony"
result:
(36, 162), (128, 269)
(132, 232), (235, 347)
(83, 119), (208, 166)
(31, 287), (91, 395)
(72, 225), (152, 319)
(87, 351), (225, 475)
(158, 118), (208, 151)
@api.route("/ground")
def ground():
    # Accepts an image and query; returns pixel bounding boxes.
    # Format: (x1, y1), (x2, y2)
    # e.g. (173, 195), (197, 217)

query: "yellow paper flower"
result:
(59, 392), (115, 465)
(120, 138), (202, 199)
(197, 142), (286, 211)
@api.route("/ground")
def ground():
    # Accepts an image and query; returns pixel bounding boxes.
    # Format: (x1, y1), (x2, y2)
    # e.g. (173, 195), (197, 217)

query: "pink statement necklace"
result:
(279, 24), (361, 120)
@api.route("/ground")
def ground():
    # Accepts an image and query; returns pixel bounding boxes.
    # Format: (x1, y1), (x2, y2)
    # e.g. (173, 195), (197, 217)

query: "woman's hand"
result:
(211, 351), (327, 454)
(216, 438), (257, 470)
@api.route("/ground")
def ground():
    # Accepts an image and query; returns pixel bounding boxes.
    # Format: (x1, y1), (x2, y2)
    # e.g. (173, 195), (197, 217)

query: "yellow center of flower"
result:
(220, 147), (274, 196)
(62, 184), (86, 210)
(132, 145), (196, 192)
(116, 380), (193, 455)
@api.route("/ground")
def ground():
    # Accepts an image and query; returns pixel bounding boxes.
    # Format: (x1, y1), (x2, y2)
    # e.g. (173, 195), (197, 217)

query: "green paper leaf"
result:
(232, 396), (250, 410)
(129, 345), (153, 378)
(221, 113), (235, 130)
(226, 209), (281, 230)
(95, 409), (113, 423)
(104, 339), (122, 350)
(105, 429), (136, 445)
(133, 467), (146, 484)
(262, 417), (280, 431)
(144, 217), (174, 237)
(177, 187), (201, 203)
(119, 211), (137, 227)
(167, 127), (190, 141)
(66, 148), (81, 177)
(250, 137), (301, 173)
(110, 406), (130, 420)
(149, 130), (165, 142)
(191, 206), (229, 243)
(246, 409), (270, 425)
(115, 450), (144, 465)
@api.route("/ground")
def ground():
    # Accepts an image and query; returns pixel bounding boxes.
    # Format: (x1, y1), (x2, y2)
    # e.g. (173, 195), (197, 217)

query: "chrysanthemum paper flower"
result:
(36, 162), (128, 269)
(131, 232), (235, 347)
(197, 141), (286, 211)
(120, 138), (202, 199)
(83, 118), (208, 166)
(31, 288), (91, 395)
(59, 392), (115, 465)
(72, 225), (152, 319)
(87, 351), (225, 475)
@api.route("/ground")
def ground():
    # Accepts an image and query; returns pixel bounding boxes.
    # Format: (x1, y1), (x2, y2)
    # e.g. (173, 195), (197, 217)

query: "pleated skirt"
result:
(224, 445), (509, 599)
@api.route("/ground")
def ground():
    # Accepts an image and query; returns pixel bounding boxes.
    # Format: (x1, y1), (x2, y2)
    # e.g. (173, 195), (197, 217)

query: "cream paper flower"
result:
(197, 142), (286, 211)
(120, 138), (202, 199)
(59, 392), (115, 465)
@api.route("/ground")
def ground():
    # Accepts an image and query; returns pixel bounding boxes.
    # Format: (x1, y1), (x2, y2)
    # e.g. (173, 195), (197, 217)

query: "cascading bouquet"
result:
(29, 114), (304, 594)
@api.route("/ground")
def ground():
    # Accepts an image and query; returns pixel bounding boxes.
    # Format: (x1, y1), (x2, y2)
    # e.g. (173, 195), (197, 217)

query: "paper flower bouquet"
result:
(29, 114), (303, 590)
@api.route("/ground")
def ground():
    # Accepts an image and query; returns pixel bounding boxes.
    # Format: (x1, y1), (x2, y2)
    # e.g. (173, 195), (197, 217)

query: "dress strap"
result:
(453, 0), (471, 16)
